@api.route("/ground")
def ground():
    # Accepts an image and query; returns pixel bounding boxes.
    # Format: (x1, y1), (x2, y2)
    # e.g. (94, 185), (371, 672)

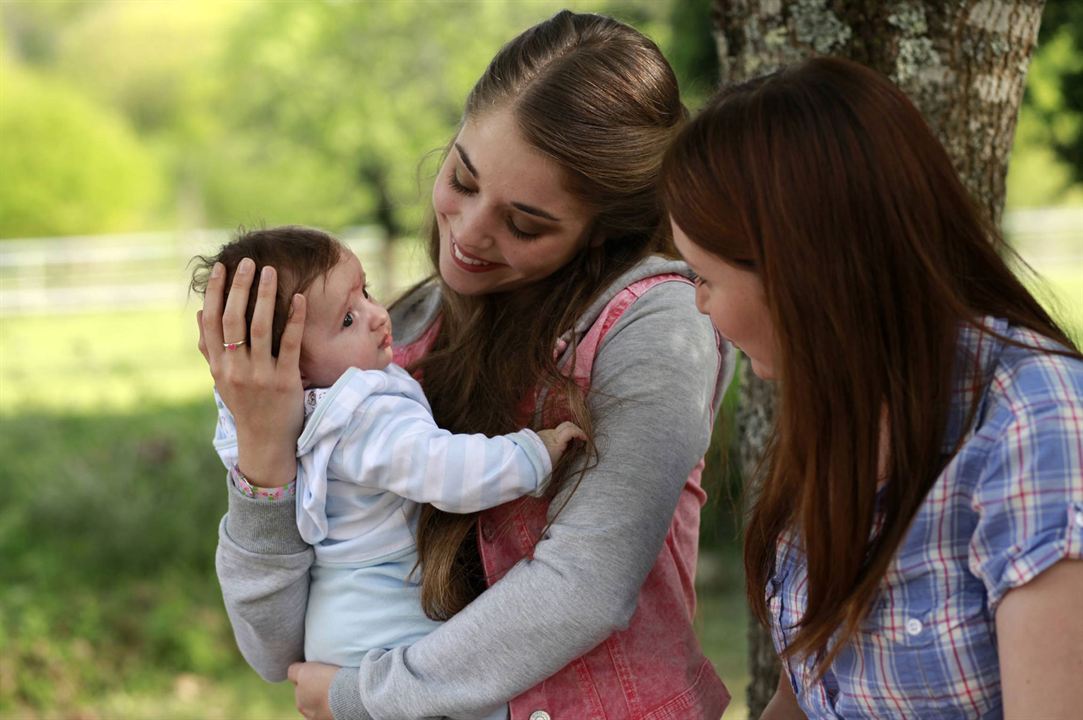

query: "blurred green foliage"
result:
(0, 0), (674, 240)
(0, 61), (162, 237)
(1030, 0), (1083, 184)
(1006, 2), (1083, 208)
(6, 0), (1071, 241)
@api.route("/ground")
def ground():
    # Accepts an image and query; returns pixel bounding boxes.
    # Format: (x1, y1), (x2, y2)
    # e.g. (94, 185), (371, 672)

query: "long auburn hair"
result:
(661, 57), (1081, 675)
(403, 10), (687, 619)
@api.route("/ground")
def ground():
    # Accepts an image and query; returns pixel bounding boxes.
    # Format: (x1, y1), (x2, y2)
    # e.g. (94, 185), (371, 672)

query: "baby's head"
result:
(191, 226), (393, 389)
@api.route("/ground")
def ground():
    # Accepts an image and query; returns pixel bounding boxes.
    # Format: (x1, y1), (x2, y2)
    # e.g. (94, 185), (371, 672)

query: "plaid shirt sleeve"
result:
(969, 351), (1083, 610)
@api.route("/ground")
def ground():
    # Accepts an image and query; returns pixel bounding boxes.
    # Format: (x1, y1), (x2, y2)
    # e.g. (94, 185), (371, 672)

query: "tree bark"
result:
(708, 2), (1045, 716)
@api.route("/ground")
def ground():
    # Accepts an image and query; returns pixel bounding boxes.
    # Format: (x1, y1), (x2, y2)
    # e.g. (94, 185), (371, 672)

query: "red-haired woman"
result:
(663, 57), (1083, 718)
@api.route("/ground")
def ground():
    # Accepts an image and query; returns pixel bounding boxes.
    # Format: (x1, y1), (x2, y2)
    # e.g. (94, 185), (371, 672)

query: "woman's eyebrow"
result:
(454, 144), (479, 178)
(454, 143), (562, 222)
(511, 202), (560, 222)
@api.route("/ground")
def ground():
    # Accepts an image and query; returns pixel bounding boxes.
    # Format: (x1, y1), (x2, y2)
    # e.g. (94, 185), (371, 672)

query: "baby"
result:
(190, 226), (582, 676)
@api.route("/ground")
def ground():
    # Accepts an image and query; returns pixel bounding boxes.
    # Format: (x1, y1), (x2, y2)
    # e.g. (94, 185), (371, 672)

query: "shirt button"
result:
(1074, 510), (1083, 528)
(906, 618), (923, 636)
(529, 712), (551, 720)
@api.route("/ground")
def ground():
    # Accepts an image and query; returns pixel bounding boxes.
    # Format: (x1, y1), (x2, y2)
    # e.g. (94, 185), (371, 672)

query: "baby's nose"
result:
(371, 305), (390, 329)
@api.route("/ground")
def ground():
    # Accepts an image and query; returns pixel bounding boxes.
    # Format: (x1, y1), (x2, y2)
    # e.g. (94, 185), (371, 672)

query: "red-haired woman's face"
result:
(671, 219), (778, 380)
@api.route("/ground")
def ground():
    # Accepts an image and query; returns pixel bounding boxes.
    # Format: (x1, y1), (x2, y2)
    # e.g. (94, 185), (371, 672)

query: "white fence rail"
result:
(0, 226), (388, 317)
(0, 209), (1079, 317)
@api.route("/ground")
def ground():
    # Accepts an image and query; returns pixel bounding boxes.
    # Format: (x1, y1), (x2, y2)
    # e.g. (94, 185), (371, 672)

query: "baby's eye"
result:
(343, 311), (354, 328)
(362, 286), (370, 300)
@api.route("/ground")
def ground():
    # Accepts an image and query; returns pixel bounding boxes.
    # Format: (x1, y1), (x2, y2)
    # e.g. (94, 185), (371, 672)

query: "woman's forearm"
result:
(997, 559), (1083, 719)
(216, 482), (314, 681)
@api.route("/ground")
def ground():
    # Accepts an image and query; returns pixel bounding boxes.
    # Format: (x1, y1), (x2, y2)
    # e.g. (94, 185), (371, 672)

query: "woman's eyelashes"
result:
(448, 170), (475, 196)
(448, 169), (543, 241)
(506, 219), (540, 240)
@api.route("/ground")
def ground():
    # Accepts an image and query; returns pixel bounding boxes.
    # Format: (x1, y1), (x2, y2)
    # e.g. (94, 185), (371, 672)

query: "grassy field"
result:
(0, 255), (1077, 718)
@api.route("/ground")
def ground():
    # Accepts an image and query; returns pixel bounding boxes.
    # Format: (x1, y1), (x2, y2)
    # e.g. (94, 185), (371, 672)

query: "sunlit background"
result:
(1, 1), (1080, 717)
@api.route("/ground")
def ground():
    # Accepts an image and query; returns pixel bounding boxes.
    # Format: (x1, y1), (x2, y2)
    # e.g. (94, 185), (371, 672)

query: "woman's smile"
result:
(449, 232), (502, 272)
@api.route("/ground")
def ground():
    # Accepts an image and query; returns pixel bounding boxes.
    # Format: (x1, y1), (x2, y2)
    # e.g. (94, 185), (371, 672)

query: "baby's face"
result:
(298, 250), (392, 388)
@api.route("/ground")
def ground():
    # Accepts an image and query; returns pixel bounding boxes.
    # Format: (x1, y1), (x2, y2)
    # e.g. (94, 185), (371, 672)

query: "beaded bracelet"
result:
(229, 464), (296, 501)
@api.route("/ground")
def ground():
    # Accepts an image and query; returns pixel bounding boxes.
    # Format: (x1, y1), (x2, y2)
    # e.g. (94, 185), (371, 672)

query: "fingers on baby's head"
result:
(189, 226), (343, 357)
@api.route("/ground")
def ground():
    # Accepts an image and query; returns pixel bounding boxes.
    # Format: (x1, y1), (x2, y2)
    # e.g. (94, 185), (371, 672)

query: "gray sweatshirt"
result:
(215, 256), (734, 719)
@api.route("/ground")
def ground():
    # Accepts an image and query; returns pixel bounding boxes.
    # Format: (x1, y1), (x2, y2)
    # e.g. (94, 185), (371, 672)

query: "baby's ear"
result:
(298, 360), (311, 388)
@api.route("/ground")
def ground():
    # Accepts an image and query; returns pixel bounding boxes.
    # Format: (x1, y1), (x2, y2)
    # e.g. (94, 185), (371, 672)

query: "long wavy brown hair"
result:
(399, 11), (687, 620)
(661, 57), (1081, 675)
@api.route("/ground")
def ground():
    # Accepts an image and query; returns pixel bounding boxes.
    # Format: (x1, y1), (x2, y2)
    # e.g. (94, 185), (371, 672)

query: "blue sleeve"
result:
(330, 397), (551, 512)
(969, 355), (1083, 609)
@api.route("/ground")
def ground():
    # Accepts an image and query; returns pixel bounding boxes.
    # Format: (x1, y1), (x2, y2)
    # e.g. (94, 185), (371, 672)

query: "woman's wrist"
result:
(230, 465), (296, 499)
(236, 468), (295, 489)
(235, 434), (298, 488)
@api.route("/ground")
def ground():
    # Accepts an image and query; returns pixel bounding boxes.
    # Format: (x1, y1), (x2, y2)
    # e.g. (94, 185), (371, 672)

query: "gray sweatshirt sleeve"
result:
(215, 479), (313, 682)
(328, 282), (725, 719)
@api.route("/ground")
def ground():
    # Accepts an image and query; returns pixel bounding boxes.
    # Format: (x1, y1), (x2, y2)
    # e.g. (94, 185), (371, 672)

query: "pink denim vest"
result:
(395, 275), (730, 720)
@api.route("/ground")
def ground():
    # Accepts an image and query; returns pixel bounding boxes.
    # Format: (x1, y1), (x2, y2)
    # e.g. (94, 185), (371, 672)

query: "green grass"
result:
(0, 306), (209, 414)
(0, 401), (303, 717)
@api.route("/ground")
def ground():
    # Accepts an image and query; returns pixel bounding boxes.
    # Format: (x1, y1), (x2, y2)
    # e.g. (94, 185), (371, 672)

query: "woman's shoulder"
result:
(986, 321), (1083, 414)
(571, 254), (698, 333)
(961, 318), (1083, 448)
(580, 256), (731, 401)
(388, 278), (441, 345)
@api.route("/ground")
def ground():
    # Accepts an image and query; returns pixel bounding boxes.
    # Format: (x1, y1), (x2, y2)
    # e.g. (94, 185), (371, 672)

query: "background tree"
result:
(706, 1), (1047, 716)
(0, 61), (162, 237)
(1030, 0), (1083, 183)
(1007, 0), (1083, 207)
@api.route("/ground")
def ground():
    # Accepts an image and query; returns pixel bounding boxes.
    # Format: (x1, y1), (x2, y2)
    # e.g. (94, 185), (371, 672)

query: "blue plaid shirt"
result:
(769, 318), (1083, 718)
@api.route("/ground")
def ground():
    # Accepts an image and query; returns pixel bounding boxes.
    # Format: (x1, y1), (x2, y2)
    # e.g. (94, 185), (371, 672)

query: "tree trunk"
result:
(733, 363), (780, 718)
(708, 1), (1045, 716)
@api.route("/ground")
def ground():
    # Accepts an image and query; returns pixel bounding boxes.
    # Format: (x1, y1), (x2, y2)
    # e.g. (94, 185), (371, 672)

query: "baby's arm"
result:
(329, 389), (569, 513)
(535, 420), (587, 467)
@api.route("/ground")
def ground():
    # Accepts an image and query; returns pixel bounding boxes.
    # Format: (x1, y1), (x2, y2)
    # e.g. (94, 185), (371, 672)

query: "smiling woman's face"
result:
(432, 108), (595, 296)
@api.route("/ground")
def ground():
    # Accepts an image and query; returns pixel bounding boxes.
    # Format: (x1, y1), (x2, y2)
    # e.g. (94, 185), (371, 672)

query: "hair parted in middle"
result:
(661, 56), (1080, 676)
(405, 10), (688, 620)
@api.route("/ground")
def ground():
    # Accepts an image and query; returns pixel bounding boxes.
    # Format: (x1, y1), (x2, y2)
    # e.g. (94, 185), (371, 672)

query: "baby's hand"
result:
(537, 421), (587, 466)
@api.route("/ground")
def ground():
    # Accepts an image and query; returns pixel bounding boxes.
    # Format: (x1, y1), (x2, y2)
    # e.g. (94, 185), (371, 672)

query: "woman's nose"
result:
(456, 206), (495, 251)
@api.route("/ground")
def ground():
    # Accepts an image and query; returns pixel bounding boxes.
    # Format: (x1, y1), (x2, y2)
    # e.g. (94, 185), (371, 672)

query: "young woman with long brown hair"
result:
(663, 56), (1083, 718)
(198, 11), (732, 720)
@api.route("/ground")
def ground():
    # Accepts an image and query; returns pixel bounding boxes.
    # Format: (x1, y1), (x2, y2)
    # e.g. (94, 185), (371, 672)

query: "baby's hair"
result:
(190, 226), (342, 356)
